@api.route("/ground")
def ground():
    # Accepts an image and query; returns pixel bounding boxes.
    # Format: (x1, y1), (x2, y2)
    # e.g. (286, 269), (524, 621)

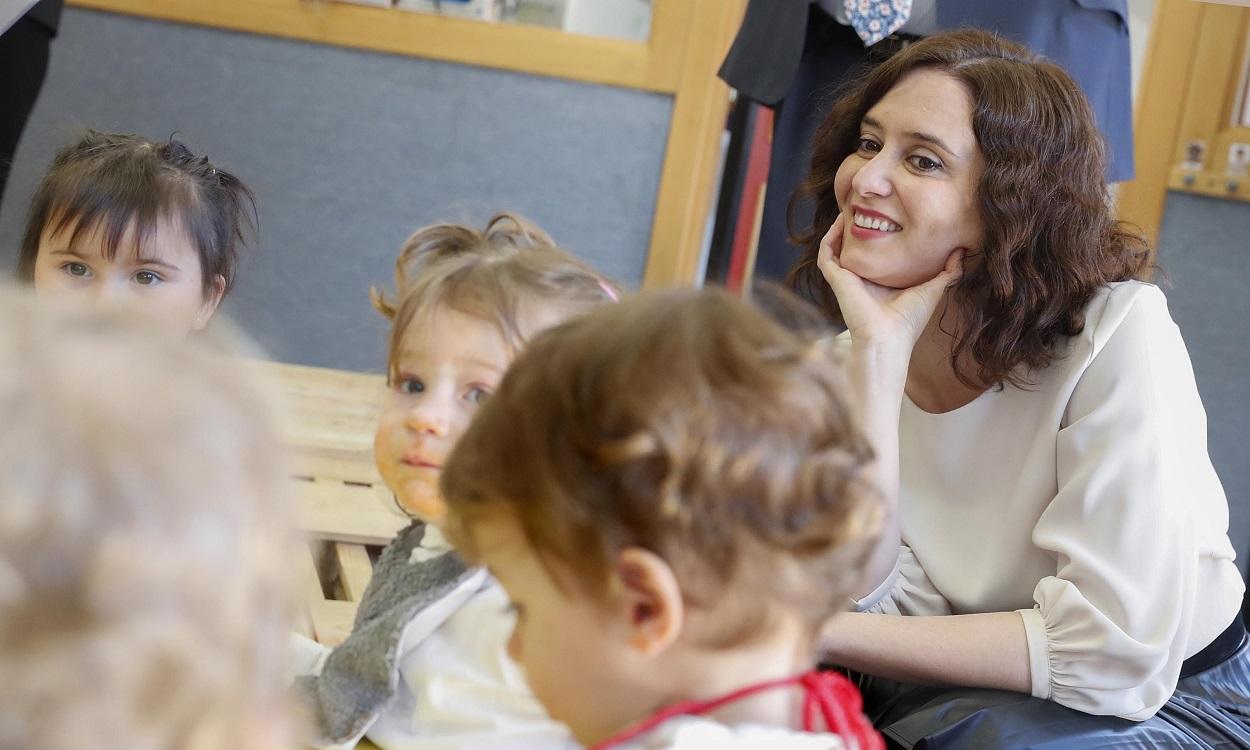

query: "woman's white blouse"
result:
(857, 281), (1244, 720)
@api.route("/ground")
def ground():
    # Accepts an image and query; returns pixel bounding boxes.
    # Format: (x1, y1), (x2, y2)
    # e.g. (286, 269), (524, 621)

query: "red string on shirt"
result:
(589, 669), (884, 750)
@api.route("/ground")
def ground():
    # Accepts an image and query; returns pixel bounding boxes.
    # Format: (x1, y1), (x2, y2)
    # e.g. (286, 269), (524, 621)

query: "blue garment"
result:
(935, 0), (1134, 182)
(856, 630), (1250, 749)
(720, 0), (1134, 180)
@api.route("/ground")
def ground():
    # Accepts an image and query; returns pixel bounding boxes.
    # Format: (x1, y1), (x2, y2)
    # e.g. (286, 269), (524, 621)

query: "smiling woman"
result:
(16, 129), (256, 334)
(831, 69), (983, 291)
(788, 29), (1250, 749)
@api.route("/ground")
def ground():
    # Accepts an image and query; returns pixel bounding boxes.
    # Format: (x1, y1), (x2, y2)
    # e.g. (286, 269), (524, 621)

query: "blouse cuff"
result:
(1018, 607), (1052, 701)
(853, 553), (902, 612)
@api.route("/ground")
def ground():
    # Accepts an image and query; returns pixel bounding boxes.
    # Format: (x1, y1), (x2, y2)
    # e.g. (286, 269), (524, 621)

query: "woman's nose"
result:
(851, 152), (894, 199)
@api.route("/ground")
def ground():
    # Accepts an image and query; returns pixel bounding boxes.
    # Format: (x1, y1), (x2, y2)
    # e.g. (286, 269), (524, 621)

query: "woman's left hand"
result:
(817, 214), (964, 351)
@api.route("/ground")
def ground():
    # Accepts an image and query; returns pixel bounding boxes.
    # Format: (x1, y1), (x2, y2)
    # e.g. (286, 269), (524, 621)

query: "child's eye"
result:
(856, 137), (882, 155)
(909, 154), (944, 173)
(466, 387), (491, 405)
(396, 377), (424, 395)
(133, 270), (163, 286)
(61, 262), (91, 278)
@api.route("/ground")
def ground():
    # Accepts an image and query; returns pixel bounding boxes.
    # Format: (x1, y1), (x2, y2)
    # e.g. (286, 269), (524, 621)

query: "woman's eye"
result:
(857, 137), (881, 154)
(909, 155), (943, 172)
(397, 378), (424, 395)
(466, 387), (491, 405)
(133, 270), (162, 286)
(62, 262), (90, 278)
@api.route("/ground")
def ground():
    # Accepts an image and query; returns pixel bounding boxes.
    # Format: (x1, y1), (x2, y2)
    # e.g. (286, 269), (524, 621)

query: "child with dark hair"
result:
(441, 287), (885, 749)
(17, 130), (256, 333)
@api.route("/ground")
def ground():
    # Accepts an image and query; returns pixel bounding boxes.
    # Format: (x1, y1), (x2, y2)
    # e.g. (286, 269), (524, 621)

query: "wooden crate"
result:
(249, 360), (410, 647)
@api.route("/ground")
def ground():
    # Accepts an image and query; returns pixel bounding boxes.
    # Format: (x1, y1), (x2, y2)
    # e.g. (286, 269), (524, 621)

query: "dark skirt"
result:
(856, 627), (1250, 749)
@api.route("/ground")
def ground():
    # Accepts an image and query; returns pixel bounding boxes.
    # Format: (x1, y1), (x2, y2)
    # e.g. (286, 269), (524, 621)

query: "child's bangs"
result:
(385, 273), (527, 383)
(43, 172), (197, 264)
(442, 275), (527, 351)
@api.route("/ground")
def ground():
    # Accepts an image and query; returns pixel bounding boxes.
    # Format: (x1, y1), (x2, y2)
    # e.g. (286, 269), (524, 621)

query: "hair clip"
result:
(598, 280), (619, 303)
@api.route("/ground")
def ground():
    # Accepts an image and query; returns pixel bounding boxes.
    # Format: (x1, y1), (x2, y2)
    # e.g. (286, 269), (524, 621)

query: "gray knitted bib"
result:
(294, 522), (476, 744)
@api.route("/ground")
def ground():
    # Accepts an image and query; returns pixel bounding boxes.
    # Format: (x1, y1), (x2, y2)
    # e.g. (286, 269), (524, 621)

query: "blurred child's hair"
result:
(17, 130), (257, 297)
(441, 287), (882, 645)
(371, 213), (620, 383)
(0, 289), (295, 750)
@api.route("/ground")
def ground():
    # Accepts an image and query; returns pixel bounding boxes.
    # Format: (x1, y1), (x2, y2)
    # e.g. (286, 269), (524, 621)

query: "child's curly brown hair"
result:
(442, 286), (882, 646)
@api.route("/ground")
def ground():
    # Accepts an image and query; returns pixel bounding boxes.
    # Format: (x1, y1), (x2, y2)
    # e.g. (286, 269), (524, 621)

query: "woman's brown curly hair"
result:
(788, 29), (1151, 389)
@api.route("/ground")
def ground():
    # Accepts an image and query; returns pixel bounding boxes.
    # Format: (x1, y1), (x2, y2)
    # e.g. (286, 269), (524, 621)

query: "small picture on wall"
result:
(1227, 142), (1250, 177)
(1182, 139), (1207, 170)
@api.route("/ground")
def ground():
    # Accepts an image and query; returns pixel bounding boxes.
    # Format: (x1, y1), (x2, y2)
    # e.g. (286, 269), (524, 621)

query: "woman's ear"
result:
(612, 547), (684, 657)
(194, 274), (226, 330)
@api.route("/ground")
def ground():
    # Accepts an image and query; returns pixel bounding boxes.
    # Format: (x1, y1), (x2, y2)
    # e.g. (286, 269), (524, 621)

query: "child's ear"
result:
(613, 547), (683, 656)
(193, 274), (227, 331)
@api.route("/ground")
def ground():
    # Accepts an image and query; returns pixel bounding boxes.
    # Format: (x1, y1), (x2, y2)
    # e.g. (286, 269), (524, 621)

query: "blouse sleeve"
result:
(855, 543), (952, 617)
(1020, 286), (1224, 720)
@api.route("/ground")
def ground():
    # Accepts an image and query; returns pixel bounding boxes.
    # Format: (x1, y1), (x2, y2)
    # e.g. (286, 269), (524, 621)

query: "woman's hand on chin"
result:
(817, 213), (964, 351)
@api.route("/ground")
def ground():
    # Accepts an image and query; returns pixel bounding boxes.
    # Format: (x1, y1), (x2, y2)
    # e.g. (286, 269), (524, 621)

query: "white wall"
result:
(1128, 0), (1158, 107)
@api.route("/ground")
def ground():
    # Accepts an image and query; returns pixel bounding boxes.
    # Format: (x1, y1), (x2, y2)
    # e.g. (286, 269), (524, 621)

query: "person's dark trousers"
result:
(0, 16), (54, 211)
(754, 7), (872, 284)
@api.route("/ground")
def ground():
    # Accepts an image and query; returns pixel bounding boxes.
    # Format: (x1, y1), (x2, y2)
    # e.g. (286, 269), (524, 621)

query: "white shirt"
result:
(614, 715), (850, 749)
(857, 282), (1244, 720)
(294, 526), (577, 750)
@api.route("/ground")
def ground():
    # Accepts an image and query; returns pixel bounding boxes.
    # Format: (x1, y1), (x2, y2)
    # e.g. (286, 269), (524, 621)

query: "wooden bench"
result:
(249, 360), (409, 647)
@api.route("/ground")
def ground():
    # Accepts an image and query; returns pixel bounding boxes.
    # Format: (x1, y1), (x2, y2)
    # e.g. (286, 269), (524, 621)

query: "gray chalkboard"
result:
(1158, 191), (1250, 578)
(0, 8), (672, 371)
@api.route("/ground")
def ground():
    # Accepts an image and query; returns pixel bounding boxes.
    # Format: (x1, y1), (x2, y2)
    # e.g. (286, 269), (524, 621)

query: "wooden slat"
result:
(300, 543), (328, 604)
(642, 0), (747, 287)
(249, 359), (386, 474)
(290, 450), (382, 487)
(1117, 1), (1250, 249)
(66, 0), (680, 93)
(296, 479), (409, 546)
(309, 599), (359, 647)
(334, 542), (375, 602)
(241, 359), (394, 644)
(1167, 165), (1250, 203)
(1117, 0), (1204, 247)
(248, 360), (398, 642)
(1172, 5), (1248, 166)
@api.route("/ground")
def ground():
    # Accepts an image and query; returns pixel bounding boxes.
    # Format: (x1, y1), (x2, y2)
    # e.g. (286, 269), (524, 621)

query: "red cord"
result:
(590, 670), (883, 750)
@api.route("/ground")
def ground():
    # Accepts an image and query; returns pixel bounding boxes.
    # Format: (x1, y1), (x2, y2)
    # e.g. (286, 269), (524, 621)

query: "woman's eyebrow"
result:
(862, 115), (961, 159)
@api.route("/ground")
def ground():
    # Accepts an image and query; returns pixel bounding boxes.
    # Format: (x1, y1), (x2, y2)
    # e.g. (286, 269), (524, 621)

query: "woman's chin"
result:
(840, 253), (901, 288)
(841, 253), (943, 290)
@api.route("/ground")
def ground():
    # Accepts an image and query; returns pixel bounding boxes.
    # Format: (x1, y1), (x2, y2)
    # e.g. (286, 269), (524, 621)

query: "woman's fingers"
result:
(903, 249), (964, 320)
(817, 215), (845, 271)
(923, 248), (965, 293)
(824, 213), (845, 260)
(941, 247), (965, 283)
(816, 221), (965, 345)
